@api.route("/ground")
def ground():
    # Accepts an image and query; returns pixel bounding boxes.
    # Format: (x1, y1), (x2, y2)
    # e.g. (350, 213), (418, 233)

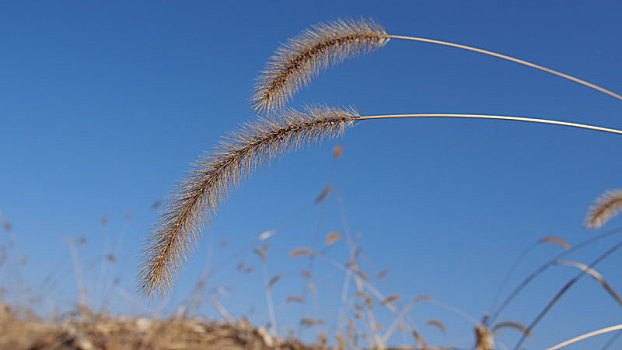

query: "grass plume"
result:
(139, 106), (356, 296)
(253, 18), (622, 114)
(252, 18), (388, 113)
(585, 189), (622, 229)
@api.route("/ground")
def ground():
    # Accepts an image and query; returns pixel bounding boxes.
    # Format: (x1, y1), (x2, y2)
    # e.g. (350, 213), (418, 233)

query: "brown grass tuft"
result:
(139, 106), (357, 296)
(289, 247), (315, 258)
(286, 295), (305, 304)
(539, 236), (570, 250)
(332, 145), (343, 159)
(325, 232), (342, 245)
(252, 19), (388, 113)
(380, 295), (400, 306)
(425, 319), (446, 333)
(314, 185), (332, 203)
(585, 189), (622, 229)
(266, 274), (282, 290)
(376, 269), (389, 280)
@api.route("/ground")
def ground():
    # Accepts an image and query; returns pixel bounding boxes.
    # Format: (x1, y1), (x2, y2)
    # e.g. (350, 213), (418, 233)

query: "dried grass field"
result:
(2, 9), (622, 350)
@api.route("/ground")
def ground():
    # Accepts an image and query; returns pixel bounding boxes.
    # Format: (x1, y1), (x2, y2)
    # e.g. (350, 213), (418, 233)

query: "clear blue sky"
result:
(1, 1), (621, 349)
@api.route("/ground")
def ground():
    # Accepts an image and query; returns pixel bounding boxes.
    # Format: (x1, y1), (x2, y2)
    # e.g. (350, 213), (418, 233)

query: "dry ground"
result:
(0, 303), (322, 350)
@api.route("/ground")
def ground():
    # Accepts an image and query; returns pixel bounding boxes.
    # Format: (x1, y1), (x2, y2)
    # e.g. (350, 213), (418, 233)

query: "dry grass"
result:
(539, 236), (570, 250)
(0, 303), (317, 350)
(252, 18), (622, 114)
(585, 189), (622, 229)
(125, 16), (622, 350)
(139, 106), (356, 297)
(252, 18), (388, 113)
(553, 259), (622, 307)
(325, 232), (342, 245)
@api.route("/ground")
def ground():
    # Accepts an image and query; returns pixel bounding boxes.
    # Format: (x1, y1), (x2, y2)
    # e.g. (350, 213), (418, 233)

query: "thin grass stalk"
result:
(490, 226), (622, 325)
(488, 240), (539, 315)
(337, 259), (353, 337)
(552, 259), (622, 307)
(261, 257), (278, 338)
(545, 324), (622, 350)
(208, 297), (236, 326)
(356, 114), (622, 135)
(381, 304), (414, 345)
(602, 329), (622, 350)
(488, 236), (569, 319)
(513, 240), (622, 350)
(387, 34), (622, 102)
(336, 196), (382, 348)
(65, 238), (87, 317)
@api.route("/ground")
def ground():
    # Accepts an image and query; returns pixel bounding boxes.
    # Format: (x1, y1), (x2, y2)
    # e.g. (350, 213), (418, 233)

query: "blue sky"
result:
(1, 1), (621, 349)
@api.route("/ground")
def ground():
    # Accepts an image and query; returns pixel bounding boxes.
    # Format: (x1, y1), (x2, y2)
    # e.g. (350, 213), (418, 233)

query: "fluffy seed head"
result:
(252, 18), (389, 113)
(139, 106), (357, 296)
(585, 189), (622, 229)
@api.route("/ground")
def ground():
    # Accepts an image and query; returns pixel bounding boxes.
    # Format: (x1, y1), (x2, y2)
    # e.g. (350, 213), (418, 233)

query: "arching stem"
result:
(356, 114), (622, 135)
(388, 34), (622, 102)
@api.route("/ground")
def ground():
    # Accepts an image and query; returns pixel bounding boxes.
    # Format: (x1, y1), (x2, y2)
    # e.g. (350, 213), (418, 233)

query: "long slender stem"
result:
(356, 114), (622, 135)
(490, 227), (622, 325)
(488, 241), (538, 320)
(546, 324), (622, 350)
(513, 240), (622, 350)
(388, 34), (622, 102)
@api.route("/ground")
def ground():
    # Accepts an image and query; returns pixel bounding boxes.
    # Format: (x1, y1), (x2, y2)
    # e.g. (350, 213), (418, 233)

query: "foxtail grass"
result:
(139, 106), (356, 296)
(585, 189), (622, 229)
(252, 18), (622, 113)
(252, 19), (388, 113)
(140, 105), (622, 296)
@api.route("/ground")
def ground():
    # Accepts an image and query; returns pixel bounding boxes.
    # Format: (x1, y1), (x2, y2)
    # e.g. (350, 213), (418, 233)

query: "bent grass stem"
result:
(387, 34), (622, 102)
(356, 114), (622, 135)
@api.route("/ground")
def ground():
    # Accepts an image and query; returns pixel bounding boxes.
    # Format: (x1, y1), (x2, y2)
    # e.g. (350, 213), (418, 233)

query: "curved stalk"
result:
(357, 114), (622, 135)
(388, 34), (622, 102)
(546, 324), (622, 350)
